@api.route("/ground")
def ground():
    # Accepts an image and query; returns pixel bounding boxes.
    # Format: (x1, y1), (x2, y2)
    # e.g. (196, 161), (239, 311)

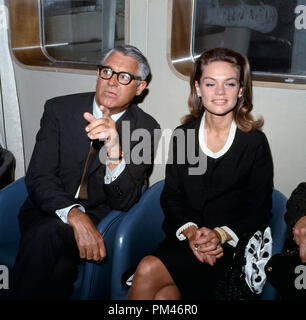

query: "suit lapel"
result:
(73, 92), (96, 164)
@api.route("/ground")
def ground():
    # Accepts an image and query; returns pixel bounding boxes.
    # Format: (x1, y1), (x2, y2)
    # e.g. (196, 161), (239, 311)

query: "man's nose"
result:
(108, 73), (119, 86)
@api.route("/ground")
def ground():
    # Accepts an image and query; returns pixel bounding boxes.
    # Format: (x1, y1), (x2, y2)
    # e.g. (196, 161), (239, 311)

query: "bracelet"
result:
(213, 227), (228, 244)
(107, 152), (124, 161)
(176, 222), (198, 241)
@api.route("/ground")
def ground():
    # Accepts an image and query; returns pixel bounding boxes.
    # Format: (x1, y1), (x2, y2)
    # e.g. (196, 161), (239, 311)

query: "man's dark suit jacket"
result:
(285, 182), (306, 250)
(19, 92), (160, 232)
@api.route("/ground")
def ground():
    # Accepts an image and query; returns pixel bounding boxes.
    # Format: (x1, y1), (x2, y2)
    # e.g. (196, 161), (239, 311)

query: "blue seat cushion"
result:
(0, 241), (20, 270)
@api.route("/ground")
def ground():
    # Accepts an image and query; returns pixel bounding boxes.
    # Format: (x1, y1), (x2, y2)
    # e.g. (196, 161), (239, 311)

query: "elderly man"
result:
(11, 45), (160, 299)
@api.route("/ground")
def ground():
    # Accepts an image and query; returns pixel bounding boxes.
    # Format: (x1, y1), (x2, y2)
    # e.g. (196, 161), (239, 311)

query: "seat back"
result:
(0, 177), (27, 242)
(0, 147), (16, 190)
(71, 209), (126, 300)
(110, 180), (166, 299)
(0, 177), (27, 271)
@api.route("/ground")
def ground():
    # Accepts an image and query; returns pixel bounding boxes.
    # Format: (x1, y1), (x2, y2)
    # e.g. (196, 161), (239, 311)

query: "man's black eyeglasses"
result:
(97, 65), (142, 85)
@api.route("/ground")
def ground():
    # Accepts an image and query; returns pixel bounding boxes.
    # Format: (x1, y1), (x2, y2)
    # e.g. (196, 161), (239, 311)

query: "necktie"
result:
(78, 145), (96, 200)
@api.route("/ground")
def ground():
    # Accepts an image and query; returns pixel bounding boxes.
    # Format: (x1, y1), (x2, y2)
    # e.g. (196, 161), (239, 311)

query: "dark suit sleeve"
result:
(103, 117), (161, 211)
(226, 133), (274, 237)
(285, 183), (306, 231)
(25, 100), (77, 213)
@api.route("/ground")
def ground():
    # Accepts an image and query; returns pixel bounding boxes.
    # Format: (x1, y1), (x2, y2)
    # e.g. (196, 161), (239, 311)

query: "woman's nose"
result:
(215, 84), (225, 95)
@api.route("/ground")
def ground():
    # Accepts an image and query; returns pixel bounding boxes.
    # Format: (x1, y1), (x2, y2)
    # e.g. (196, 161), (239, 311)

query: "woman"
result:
(127, 47), (274, 300)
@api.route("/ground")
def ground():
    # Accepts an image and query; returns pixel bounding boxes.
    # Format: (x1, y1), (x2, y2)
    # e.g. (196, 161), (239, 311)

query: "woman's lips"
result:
(212, 99), (227, 105)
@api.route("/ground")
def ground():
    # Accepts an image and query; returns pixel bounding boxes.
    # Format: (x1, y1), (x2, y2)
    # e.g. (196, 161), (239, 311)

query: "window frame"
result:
(8, 0), (127, 73)
(168, 0), (306, 89)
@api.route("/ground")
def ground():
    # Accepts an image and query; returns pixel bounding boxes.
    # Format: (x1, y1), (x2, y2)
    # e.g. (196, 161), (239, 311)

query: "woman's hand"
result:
(195, 227), (225, 265)
(183, 226), (221, 266)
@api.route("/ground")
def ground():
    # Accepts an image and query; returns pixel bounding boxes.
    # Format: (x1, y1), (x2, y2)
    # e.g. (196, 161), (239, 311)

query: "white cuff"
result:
(104, 158), (126, 184)
(176, 222), (198, 241)
(221, 226), (239, 247)
(55, 204), (85, 224)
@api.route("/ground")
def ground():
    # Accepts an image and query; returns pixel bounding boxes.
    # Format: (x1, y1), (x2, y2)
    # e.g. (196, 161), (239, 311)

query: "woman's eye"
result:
(226, 82), (237, 87)
(204, 83), (214, 87)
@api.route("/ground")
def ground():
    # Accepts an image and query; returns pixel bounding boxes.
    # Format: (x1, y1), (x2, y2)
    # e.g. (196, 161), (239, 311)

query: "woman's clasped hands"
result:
(188, 227), (225, 266)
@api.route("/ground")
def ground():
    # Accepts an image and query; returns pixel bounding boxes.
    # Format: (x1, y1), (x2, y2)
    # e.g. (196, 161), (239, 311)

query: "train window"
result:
(170, 0), (306, 85)
(9, 0), (125, 69)
(41, 0), (124, 64)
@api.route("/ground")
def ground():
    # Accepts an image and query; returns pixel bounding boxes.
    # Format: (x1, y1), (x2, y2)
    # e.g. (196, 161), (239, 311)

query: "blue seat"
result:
(260, 189), (287, 300)
(110, 180), (165, 300)
(0, 177), (127, 299)
(110, 180), (287, 300)
(0, 146), (15, 190)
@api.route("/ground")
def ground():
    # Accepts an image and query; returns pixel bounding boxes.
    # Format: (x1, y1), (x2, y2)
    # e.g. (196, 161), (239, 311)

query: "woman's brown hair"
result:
(182, 47), (263, 132)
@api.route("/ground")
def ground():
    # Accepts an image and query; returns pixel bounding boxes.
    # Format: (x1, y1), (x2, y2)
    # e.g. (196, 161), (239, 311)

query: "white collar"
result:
(93, 98), (126, 122)
(198, 113), (237, 159)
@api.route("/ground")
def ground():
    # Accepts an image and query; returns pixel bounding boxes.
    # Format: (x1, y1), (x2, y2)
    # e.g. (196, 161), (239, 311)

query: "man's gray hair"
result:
(100, 45), (151, 81)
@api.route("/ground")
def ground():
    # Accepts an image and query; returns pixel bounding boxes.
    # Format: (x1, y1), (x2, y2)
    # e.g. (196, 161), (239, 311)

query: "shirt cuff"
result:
(176, 222), (198, 241)
(104, 158), (126, 184)
(55, 204), (85, 224)
(221, 226), (239, 247)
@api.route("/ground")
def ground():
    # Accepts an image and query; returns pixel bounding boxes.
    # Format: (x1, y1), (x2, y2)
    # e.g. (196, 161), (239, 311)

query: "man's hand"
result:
(84, 106), (122, 170)
(68, 207), (106, 262)
(293, 216), (306, 263)
(84, 105), (119, 150)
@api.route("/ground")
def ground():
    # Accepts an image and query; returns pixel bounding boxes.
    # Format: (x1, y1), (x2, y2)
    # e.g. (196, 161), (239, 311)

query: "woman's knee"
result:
(134, 255), (164, 279)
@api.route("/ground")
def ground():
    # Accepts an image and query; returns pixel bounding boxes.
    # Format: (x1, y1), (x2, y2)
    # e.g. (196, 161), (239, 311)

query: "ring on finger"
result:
(194, 244), (199, 252)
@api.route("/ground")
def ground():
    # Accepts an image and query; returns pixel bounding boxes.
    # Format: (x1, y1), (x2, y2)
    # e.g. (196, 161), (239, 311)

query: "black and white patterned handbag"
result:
(215, 227), (272, 300)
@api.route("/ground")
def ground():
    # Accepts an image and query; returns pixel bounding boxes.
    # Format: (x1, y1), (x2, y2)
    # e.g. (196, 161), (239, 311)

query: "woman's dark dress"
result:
(154, 117), (273, 299)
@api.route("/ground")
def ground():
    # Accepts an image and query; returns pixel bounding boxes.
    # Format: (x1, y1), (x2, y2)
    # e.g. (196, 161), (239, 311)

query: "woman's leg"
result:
(127, 255), (182, 300)
(153, 284), (181, 300)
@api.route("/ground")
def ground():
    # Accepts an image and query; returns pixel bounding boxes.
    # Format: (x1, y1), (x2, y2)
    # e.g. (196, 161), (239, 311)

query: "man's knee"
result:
(21, 216), (76, 255)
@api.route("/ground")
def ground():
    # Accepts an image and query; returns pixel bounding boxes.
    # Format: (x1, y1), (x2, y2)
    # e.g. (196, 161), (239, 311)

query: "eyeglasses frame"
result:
(97, 64), (142, 85)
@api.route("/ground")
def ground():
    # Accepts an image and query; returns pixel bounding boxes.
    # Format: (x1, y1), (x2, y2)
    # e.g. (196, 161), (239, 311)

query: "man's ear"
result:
(135, 81), (147, 96)
(96, 69), (100, 83)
